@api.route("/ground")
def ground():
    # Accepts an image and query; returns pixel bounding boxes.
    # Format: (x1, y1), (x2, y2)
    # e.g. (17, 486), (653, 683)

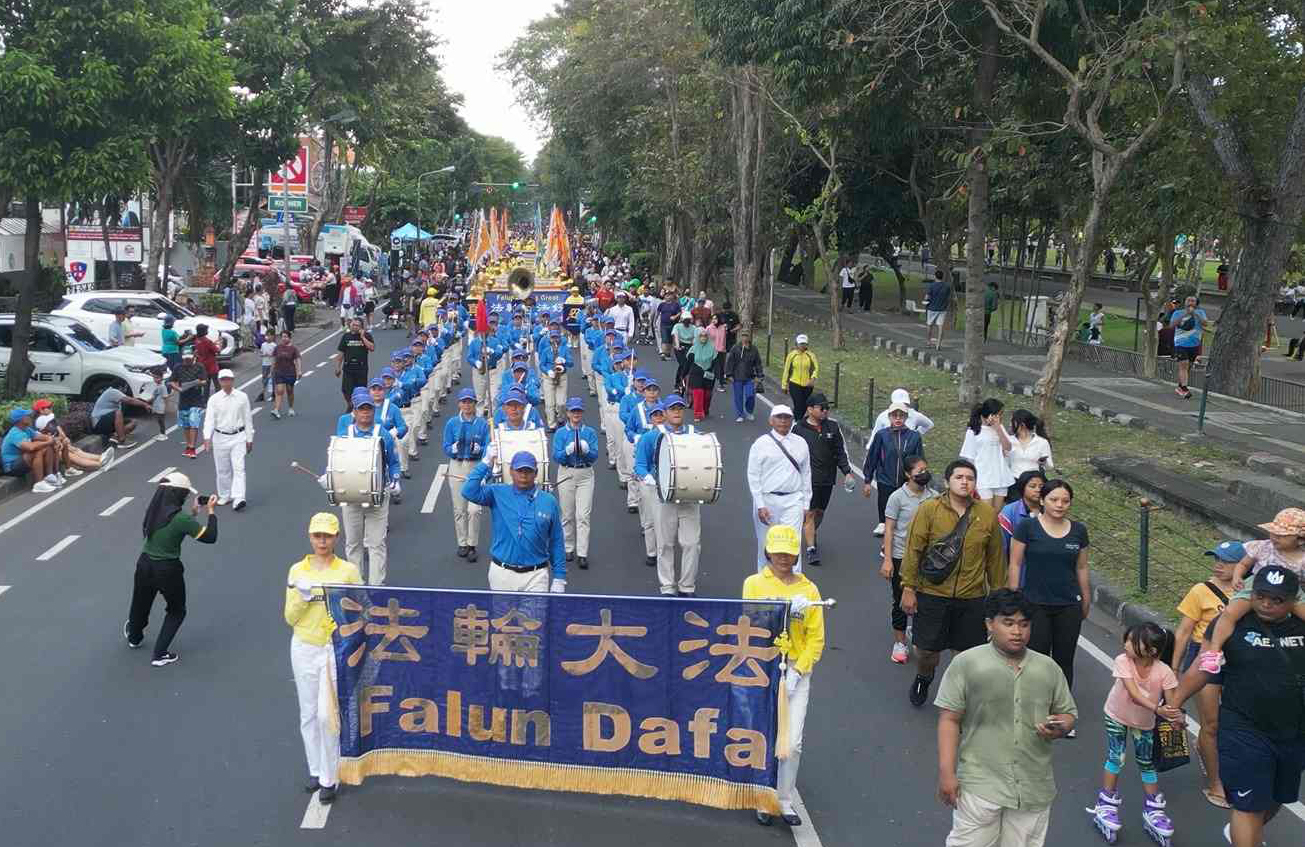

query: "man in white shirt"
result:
(606, 291), (636, 345)
(840, 263), (856, 308)
(202, 368), (254, 510)
(746, 404), (813, 571)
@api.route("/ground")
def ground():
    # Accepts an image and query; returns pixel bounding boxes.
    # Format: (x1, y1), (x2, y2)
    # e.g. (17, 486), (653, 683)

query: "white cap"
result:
(158, 471), (198, 494)
(891, 388), (912, 405)
(887, 402), (911, 415)
(795, 334), (809, 344)
(217, 368), (235, 380)
(34, 413), (54, 431)
(770, 404), (794, 418)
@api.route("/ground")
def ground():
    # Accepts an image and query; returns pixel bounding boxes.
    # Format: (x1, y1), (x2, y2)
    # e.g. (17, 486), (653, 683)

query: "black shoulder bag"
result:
(920, 502), (972, 585)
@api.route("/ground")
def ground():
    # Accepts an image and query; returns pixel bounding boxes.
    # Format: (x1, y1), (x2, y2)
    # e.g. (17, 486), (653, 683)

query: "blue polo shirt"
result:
(2, 425), (35, 472)
(461, 461), (566, 578)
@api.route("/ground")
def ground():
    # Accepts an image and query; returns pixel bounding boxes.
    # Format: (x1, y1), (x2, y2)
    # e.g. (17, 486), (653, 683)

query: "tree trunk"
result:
(4, 198), (41, 398)
(217, 168), (266, 288)
(101, 197), (118, 288)
(811, 224), (842, 348)
(960, 18), (1000, 405)
(876, 236), (908, 310)
(799, 230), (817, 293)
(728, 66), (766, 330)
(776, 227), (799, 285)
(308, 130), (336, 255)
(146, 139), (190, 291)
(1138, 246), (1164, 377)
(662, 213), (681, 282)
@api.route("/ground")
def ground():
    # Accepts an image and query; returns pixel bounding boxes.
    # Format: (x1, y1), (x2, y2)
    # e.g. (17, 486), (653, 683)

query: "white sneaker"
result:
(873, 522), (886, 536)
(65, 467), (84, 477)
(216, 496), (231, 506)
(747, 413), (755, 421)
(735, 417), (744, 422)
(55, 473), (68, 486)
(288, 409), (296, 417)
(891, 641), (909, 664)
(43, 473), (62, 488)
(99, 447), (116, 468)
(32, 481), (56, 494)
(155, 434), (168, 442)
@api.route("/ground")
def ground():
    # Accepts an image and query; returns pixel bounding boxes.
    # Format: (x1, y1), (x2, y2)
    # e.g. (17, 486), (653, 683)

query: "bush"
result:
(197, 293), (225, 315)
(295, 303), (315, 323)
(603, 240), (630, 258)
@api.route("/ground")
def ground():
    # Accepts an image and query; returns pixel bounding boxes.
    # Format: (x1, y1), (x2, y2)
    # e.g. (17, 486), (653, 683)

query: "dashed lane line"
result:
(421, 463), (448, 514)
(35, 534), (80, 561)
(148, 466), (178, 484)
(302, 370), (315, 378)
(0, 586), (10, 598)
(98, 496), (134, 517)
(299, 792), (331, 829)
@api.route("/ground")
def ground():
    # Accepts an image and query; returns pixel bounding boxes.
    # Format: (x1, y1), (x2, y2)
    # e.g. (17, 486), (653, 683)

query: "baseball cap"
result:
(389, 352), (405, 362)
(158, 472), (198, 494)
(509, 451), (538, 472)
(770, 404), (794, 417)
(808, 392), (829, 408)
(1205, 541), (1246, 563)
(32, 398), (52, 412)
(9, 408), (33, 424)
(566, 397), (584, 412)
(458, 388), (476, 402)
(308, 512), (340, 535)
(796, 334), (809, 344)
(891, 388), (912, 405)
(380, 367), (396, 379)
(602, 316), (616, 325)
(1252, 565), (1300, 600)
(181, 348), (195, 358)
(664, 394), (687, 408)
(887, 402), (911, 415)
(350, 388), (375, 408)
(426, 287), (436, 295)
(217, 368), (234, 380)
(503, 392), (525, 405)
(368, 377), (384, 389)
(613, 351), (631, 362)
(765, 524), (801, 556)
(648, 403), (666, 416)
(642, 378), (660, 390)
(34, 413), (54, 431)
(512, 362), (528, 372)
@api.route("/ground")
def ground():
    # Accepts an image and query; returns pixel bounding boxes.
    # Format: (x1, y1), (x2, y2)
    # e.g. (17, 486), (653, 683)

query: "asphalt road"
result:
(1, 323), (1303, 847)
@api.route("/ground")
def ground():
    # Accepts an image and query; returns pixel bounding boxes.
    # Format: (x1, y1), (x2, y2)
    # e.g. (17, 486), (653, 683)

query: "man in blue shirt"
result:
(498, 360), (542, 409)
(634, 395), (702, 596)
(581, 313), (604, 397)
(333, 388), (401, 584)
(600, 350), (632, 470)
(537, 328), (573, 429)
(552, 397), (599, 569)
(1169, 295), (1210, 399)
(924, 268), (952, 348)
(2, 408), (61, 492)
(462, 449), (567, 593)
(444, 388), (491, 562)
(380, 366), (414, 479)
(621, 375), (660, 513)
(494, 389), (546, 430)
(629, 402), (666, 567)
(466, 327), (502, 418)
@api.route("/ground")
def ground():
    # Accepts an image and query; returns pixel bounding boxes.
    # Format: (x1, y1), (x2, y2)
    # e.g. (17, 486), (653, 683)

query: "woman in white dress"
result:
(1006, 408), (1054, 478)
(959, 398), (1014, 509)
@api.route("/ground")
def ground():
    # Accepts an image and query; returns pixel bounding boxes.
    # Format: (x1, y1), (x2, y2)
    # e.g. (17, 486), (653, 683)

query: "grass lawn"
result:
(762, 308), (1245, 618)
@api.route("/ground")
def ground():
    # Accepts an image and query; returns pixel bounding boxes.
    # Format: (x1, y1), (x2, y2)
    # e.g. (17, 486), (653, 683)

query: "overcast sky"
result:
(431, 0), (551, 165)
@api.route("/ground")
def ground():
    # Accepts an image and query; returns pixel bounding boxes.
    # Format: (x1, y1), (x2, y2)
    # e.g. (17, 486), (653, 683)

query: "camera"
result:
(197, 494), (214, 506)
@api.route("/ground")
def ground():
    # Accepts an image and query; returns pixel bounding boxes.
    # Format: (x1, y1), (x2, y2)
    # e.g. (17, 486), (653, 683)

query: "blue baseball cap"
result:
(458, 388), (476, 402)
(368, 377), (384, 389)
(664, 394), (687, 408)
(503, 392), (526, 405)
(602, 316), (616, 325)
(613, 351), (631, 362)
(380, 367), (396, 379)
(512, 349), (530, 359)
(642, 378), (660, 389)
(1205, 540), (1246, 563)
(389, 351), (406, 361)
(9, 408), (33, 424)
(566, 397), (584, 412)
(350, 388), (375, 408)
(412, 338), (426, 347)
(510, 451), (538, 472)
(549, 329), (561, 337)
(512, 362), (528, 372)
(648, 402), (666, 415)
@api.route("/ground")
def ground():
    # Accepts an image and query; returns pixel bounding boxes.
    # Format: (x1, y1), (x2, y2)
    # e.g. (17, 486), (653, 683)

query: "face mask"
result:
(912, 471), (931, 487)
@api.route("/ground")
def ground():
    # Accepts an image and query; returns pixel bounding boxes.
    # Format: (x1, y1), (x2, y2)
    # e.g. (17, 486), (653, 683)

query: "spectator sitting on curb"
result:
(31, 399), (113, 476)
(1, 408), (62, 493)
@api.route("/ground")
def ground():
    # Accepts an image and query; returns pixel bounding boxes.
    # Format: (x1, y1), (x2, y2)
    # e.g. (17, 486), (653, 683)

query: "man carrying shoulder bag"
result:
(899, 458), (1006, 708)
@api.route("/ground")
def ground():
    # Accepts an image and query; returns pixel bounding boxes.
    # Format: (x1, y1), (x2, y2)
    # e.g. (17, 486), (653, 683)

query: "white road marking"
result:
(790, 790), (824, 847)
(316, 361), (329, 368)
(0, 586), (10, 598)
(148, 466), (178, 484)
(252, 406), (263, 416)
(35, 534), (80, 561)
(422, 463), (448, 514)
(302, 370), (315, 378)
(299, 792), (331, 829)
(98, 496), (134, 517)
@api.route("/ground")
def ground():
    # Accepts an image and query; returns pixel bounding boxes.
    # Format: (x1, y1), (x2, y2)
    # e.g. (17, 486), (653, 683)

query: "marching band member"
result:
(635, 395), (701, 596)
(285, 512), (362, 807)
(333, 388), (401, 585)
(498, 358), (543, 410)
(631, 401), (666, 568)
(582, 312), (603, 397)
(443, 388), (490, 562)
(622, 375), (660, 507)
(462, 449), (567, 593)
(537, 326), (573, 429)
(335, 377), (408, 499)
(396, 351), (425, 464)
(380, 366), (412, 479)
(466, 324), (502, 418)
(552, 397), (599, 570)
(747, 404), (813, 572)
(744, 524), (825, 828)
(495, 390), (545, 430)
(600, 349), (632, 470)
(202, 368), (254, 511)
(420, 327), (445, 420)
(408, 336), (434, 441)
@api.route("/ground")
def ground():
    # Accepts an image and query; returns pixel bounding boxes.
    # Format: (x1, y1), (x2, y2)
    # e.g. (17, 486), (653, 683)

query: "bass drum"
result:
(656, 432), (722, 504)
(326, 435), (383, 506)
(493, 428), (552, 490)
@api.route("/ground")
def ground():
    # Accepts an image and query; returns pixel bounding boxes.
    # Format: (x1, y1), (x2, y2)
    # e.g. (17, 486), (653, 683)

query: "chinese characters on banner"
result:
(325, 587), (787, 813)
(483, 290), (567, 317)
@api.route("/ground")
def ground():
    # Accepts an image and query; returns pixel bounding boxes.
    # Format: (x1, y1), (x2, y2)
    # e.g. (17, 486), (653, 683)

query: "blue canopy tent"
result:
(390, 222), (433, 242)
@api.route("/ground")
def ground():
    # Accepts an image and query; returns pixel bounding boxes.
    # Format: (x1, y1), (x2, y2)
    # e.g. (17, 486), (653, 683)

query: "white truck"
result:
(317, 224), (380, 277)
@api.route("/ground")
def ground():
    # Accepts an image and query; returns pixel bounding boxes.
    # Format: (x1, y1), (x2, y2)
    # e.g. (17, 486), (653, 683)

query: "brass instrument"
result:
(507, 266), (535, 301)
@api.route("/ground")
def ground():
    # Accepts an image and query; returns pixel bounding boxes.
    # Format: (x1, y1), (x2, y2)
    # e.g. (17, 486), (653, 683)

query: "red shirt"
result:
(195, 337), (220, 375)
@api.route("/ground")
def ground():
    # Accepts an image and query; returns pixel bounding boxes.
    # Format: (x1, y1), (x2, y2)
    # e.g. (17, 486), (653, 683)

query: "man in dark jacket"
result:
(863, 402), (925, 536)
(794, 393), (852, 565)
(724, 330), (764, 422)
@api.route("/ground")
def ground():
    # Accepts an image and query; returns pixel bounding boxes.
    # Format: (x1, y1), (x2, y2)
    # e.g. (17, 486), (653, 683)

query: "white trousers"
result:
(341, 495), (389, 585)
(655, 500), (701, 594)
(601, 403), (621, 467)
(753, 492), (807, 572)
(619, 439), (637, 503)
(472, 368), (493, 417)
(400, 407), (420, 458)
(945, 790), (1051, 847)
(557, 465), (595, 556)
(580, 343), (597, 394)
(448, 459), (483, 547)
(542, 377), (566, 427)
(638, 479), (659, 557)
(212, 432), (247, 503)
(487, 563), (550, 592)
(291, 637), (339, 788)
(777, 670), (811, 814)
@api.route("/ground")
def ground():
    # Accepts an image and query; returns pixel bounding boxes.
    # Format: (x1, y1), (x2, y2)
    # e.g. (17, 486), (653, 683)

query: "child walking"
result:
(143, 368), (171, 442)
(1090, 623), (1182, 844)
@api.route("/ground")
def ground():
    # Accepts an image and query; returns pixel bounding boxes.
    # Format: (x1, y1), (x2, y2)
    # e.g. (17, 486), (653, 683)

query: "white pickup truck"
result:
(0, 314), (166, 400)
(53, 290), (239, 362)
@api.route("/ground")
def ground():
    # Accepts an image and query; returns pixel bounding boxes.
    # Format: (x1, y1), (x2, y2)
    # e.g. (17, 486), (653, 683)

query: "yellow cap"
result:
(308, 512), (340, 535)
(765, 524), (800, 556)
(426, 287), (436, 296)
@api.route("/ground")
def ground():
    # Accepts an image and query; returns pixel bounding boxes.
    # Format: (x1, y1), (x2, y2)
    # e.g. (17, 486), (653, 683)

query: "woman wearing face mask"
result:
(880, 456), (934, 665)
(999, 469), (1047, 561)
(1006, 479), (1090, 696)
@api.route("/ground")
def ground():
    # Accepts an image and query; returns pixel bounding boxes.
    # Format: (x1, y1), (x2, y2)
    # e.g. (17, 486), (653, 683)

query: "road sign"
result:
(268, 195), (308, 213)
(343, 205), (368, 225)
(271, 146), (308, 189)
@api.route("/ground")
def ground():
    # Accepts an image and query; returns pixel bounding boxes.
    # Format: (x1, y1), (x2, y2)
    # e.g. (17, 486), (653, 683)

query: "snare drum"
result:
(326, 435), (384, 506)
(492, 429), (552, 489)
(656, 432), (723, 504)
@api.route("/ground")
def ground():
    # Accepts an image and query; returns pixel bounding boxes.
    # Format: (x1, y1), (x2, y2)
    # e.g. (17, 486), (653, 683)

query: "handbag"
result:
(920, 503), (972, 585)
(1151, 696), (1191, 772)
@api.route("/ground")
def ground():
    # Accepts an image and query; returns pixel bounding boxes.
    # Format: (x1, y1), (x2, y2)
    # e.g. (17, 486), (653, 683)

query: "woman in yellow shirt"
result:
(743, 524), (825, 828)
(284, 512), (362, 805)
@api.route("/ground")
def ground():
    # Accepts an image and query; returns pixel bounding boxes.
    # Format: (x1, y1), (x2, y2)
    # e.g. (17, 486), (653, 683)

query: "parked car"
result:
(0, 314), (166, 401)
(52, 290), (240, 362)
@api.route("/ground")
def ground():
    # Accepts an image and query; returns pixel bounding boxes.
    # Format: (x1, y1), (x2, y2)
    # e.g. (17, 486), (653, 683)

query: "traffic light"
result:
(511, 182), (521, 190)
(454, 213), (462, 221)
(590, 216), (597, 224)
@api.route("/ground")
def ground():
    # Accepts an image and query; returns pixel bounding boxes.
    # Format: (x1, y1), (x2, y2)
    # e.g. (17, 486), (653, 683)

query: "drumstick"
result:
(289, 461), (322, 479)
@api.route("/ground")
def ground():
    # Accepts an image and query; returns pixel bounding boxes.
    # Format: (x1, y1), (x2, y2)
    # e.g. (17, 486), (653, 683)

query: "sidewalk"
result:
(773, 287), (1305, 477)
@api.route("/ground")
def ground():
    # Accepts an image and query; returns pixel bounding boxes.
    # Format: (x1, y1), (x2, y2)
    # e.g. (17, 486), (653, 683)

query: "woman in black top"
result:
(1006, 479), (1090, 690)
(124, 473), (217, 667)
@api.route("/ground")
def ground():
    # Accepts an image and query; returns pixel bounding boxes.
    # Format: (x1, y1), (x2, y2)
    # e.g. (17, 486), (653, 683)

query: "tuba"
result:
(507, 267), (535, 300)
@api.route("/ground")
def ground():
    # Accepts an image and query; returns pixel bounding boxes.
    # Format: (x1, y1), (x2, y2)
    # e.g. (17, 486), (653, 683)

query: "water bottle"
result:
(844, 475), (857, 494)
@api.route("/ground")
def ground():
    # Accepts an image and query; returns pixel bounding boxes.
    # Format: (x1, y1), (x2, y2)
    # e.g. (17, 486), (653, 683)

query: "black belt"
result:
(767, 491), (793, 496)
(215, 427), (246, 435)
(561, 463), (593, 469)
(492, 560), (548, 573)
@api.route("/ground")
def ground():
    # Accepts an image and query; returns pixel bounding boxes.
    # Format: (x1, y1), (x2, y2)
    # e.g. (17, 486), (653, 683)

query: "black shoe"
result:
(566, 550), (575, 562)
(466, 547), (477, 563)
(151, 652), (179, 667)
(123, 620), (143, 649)
(456, 546), (469, 559)
(806, 546), (821, 566)
(627, 505), (638, 514)
(645, 555), (656, 567)
(255, 394), (265, 402)
(317, 784), (336, 804)
(909, 674), (932, 707)
(304, 777), (321, 794)
(233, 500), (246, 512)
(781, 812), (802, 826)
(402, 470), (412, 479)
(409, 453), (420, 462)
(755, 811), (773, 826)
(577, 556), (589, 569)
(676, 591), (696, 598)
(619, 481), (628, 491)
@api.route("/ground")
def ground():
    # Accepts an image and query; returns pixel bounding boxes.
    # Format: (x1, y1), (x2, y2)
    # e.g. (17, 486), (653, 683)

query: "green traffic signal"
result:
(511, 181), (521, 190)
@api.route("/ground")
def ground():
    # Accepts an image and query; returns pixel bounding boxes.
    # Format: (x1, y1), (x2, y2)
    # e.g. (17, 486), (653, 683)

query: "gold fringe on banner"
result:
(338, 749), (780, 814)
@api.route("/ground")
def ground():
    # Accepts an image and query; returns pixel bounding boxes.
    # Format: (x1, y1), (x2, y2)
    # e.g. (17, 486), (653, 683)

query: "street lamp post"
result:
(416, 165), (456, 248)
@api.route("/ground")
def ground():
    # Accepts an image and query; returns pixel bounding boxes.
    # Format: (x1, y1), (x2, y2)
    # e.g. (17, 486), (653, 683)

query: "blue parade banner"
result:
(325, 587), (787, 812)
(484, 290), (567, 317)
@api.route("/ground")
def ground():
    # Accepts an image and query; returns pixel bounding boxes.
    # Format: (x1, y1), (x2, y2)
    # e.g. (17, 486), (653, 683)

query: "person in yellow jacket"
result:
(418, 287), (440, 328)
(284, 512), (362, 806)
(780, 334), (819, 418)
(743, 524), (825, 829)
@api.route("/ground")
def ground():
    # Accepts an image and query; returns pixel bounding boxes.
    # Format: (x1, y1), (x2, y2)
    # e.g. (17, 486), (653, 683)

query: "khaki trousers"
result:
(601, 402), (622, 468)
(638, 479), (659, 557)
(448, 458), (482, 547)
(655, 500), (700, 594)
(557, 465), (595, 556)
(619, 438), (637, 505)
(487, 562), (550, 592)
(472, 368), (493, 417)
(341, 494), (389, 585)
(945, 791), (1051, 847)
(400, 407), (420, 458)
(542, 375), (566, 427)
